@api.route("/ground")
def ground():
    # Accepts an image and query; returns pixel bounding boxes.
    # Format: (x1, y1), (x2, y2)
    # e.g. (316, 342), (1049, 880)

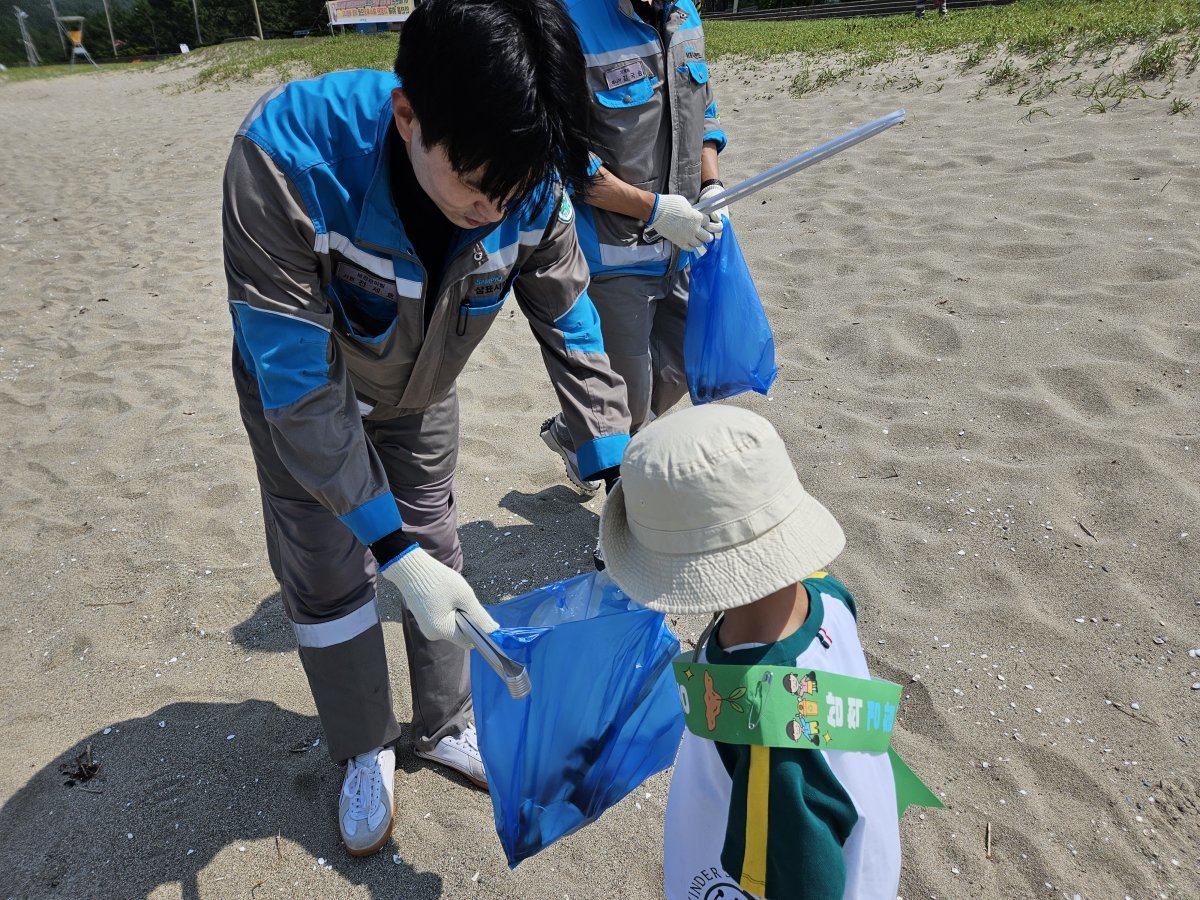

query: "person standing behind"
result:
(541, 0), (728, 493)
(223, 0), (630, 858)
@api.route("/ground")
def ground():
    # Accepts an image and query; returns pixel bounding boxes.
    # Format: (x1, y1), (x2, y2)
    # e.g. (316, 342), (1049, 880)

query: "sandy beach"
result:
(1, 46), (1198, 899)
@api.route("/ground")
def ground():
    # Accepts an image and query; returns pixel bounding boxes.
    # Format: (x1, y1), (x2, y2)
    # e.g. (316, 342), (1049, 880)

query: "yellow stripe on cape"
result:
(741, 744), (770, 895)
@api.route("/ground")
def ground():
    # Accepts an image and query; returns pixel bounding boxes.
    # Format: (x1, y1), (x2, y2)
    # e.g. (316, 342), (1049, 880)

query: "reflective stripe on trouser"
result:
(552, 267), (690, 453)
(233, 347), (470, 762)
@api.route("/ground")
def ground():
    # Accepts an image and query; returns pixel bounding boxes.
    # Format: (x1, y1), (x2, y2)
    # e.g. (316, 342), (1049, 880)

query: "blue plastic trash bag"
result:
(684, 218), (778, 404)
(470, 571), (684, 867)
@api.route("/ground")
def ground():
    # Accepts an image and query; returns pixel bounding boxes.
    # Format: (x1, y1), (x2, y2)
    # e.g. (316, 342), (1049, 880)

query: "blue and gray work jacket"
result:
(222, 70), (630, 552)
(565, 0), (727, 276)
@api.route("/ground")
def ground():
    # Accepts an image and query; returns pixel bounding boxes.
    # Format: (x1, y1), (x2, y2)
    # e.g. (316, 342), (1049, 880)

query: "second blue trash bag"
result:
(470, 571), (684, 868)
(684, 218), (778, 404)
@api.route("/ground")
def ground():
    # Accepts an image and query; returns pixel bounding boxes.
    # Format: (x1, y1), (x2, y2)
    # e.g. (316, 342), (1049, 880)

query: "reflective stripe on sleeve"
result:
(395, 277), (423, 299)
(292, 597), (381, 649)
(328, 232), (394, 279)
(598, 241), (671, 267)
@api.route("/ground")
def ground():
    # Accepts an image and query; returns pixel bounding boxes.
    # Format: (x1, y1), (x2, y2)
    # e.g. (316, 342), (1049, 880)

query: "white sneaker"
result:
(414, 724), (488, 789)
(338, 745), (395, 857)
(540, 417), (601, 493)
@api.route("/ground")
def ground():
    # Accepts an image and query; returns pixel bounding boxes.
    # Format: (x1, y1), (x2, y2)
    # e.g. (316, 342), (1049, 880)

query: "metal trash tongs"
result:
(455, 611), (532, 699)
(644, 108), (906, 242)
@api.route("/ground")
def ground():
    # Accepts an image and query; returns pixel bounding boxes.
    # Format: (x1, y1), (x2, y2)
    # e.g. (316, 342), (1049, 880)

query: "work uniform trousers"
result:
(233, 347), (470, 764)
(553, 266), (691, 453)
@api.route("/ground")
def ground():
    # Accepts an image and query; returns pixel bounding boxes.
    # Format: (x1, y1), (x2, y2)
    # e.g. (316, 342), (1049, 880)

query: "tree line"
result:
(2, 0), (327, 66)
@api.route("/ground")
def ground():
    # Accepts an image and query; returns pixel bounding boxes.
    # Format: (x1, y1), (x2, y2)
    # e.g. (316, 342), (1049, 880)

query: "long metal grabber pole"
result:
(695, 108), (906, 214)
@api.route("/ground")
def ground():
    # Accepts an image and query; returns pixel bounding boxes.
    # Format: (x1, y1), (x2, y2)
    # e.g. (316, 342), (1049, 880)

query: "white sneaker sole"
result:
(343, 812), (394, 858)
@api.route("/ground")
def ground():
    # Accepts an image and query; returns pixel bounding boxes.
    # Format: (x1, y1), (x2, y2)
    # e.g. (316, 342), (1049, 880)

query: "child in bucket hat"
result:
(600, 405), (902, 900)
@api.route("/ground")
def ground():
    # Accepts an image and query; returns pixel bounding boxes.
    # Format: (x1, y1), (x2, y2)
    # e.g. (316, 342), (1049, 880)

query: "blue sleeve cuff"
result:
(703, 128), (728, 153)
(577, 434), (630, 480)
(338, 492), (403, 546)
(586, 151), (603, 177)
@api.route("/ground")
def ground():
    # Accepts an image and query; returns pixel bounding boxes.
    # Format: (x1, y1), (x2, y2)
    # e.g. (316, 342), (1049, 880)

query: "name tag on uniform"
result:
(336, 261), (398, 302)
(604, 58), (650, 89)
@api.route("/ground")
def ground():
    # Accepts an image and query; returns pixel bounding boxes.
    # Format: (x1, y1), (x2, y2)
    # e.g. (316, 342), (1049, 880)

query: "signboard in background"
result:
(326, 0), (414, 25)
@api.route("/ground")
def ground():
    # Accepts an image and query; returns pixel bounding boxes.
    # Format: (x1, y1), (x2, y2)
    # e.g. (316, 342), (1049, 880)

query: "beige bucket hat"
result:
(600, 405), (845, 614)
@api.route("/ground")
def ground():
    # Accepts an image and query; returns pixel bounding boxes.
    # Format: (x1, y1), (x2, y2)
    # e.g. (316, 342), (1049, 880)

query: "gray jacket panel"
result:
(223, 133), (631, 544)
(224, 139), (392, 530)
(572, 0), (725, 272)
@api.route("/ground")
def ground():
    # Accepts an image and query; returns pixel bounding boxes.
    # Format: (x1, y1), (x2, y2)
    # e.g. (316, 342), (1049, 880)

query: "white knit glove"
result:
(647, 193), (721, 251)
(691, 184), (728, 259)
(697, 182), (730, 229)
(380, 547), (498, 648)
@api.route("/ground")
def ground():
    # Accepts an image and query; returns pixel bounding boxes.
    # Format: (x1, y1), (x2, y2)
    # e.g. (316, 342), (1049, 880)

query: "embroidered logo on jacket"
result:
(470, 272), (506, 298)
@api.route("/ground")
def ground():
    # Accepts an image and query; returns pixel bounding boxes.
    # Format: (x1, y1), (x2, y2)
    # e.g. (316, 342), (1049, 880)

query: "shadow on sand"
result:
(0, 486), (603, 898)
(0, 700), (444, 899)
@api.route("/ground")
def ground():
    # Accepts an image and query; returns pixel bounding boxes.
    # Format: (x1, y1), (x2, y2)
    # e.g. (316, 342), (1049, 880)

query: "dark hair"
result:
(395, 0), (591, 211)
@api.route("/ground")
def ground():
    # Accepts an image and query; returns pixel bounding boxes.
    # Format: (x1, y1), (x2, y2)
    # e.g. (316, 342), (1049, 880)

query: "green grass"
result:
(985, 57), (1023, 87)
(703, 0), (1200, 61)
(960, 46), (987, 70)
(179, 34), (398, 90)
(1185, 34), (1200, 72)
(160, 0), (1200, 89)
(1130, 38), (1180, 78)
(6, 0), (1198, 97)
(791, 61), (856, 96)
